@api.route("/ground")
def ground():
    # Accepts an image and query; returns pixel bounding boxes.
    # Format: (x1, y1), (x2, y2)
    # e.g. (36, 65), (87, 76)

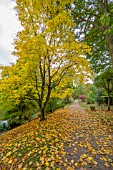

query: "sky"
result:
(0, 0), (22, 65)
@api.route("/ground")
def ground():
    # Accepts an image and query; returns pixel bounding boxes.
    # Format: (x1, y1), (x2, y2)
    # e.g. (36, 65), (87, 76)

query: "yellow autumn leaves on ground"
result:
(0, 108), (113, 169)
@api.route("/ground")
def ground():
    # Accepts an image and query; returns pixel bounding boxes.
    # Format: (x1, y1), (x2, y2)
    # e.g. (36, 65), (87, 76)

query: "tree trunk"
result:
(40, 107), (46, 121)
(106, 35), (113, 68)
(107, 80), (110, 111)
(98, 0), (113, 68)
(108, 93), (110, 111)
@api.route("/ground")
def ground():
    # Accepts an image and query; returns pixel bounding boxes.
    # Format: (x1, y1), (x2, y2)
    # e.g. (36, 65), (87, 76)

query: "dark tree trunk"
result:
(40, 107), (46, 121)
(107, 80), (110, 111)
(106, 35), (113, 68)
(39, 87), (51, 121)
(98, 0), (113, 68)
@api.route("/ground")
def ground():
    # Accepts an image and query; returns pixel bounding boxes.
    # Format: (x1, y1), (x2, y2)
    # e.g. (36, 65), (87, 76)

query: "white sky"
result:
(0, 0), (22, 65)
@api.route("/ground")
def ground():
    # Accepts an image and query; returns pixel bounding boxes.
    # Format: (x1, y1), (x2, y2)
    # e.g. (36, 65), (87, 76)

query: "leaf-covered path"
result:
(59, 108), (113, 170)
(70, 100), (84, 111)
(0, 102), (113, 169)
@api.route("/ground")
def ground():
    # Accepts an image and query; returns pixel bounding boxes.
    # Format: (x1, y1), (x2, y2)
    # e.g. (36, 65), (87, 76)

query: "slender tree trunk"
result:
(38, 100), (46, 121)
(106, 35), (113, 67)
(108, 93), (110, 111)
(39, 87), (51, 121)
(98, 0), (113, 68)
(107, 80), (110, 111)
(40, 107), (46, 121)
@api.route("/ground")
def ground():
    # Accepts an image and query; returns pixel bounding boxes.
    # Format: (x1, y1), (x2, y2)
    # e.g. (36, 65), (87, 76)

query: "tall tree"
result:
(0, 0), (91, 121)
(72, 0), (113, 73)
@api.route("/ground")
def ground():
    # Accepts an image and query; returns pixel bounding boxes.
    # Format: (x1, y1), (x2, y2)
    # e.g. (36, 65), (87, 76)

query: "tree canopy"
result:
(0, 0), (91, 120)
(71, 0), (113, 73)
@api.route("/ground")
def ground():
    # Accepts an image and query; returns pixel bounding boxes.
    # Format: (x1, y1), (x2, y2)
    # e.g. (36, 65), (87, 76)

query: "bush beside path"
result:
(0, 101), (113, 170)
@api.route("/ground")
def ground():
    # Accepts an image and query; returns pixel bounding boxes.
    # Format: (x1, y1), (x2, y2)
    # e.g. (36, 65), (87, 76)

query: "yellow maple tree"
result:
(0, 0), (92, 120)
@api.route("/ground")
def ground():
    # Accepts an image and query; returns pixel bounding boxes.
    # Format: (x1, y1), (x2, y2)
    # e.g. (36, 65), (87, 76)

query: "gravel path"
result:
(70, 100), (84, 110)
(59, 100), (113, 170)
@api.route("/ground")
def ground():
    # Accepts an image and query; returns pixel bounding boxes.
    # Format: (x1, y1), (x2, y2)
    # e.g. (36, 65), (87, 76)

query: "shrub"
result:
(86, 95), (95, 104)
(8, 112), (24, 128)
(67, 97), (74, 103)
(63, 96), (74, 104)
(72, 91), (77, 99)
(78, 95), (86, 102)
(46, 98), (64, 113)
(2, 100), (39, 129)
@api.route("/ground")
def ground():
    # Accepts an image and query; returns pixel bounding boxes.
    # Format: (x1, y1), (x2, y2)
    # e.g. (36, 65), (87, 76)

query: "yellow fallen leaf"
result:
(6, 151), (12, 157)
(105, 162), (109, 167)
(91, 160), (97, 165)
(45, 161), (49, 167)
(3, 157), (9, 164)
(74, 162), (78, 166)
(8, 159), (13, 164)
(82, 154), (87, 158)
(87, 157), (93, 161)
(74, 148), (77, 151)
(62, 151), (66, 155)
(29, 161), (33, 165)
(71, 160), (74, 164)
(66, 166), (73, 170)
(80, 161), (87, 166)
(64, 163), (67, 166)
(101, 156), (107, 162)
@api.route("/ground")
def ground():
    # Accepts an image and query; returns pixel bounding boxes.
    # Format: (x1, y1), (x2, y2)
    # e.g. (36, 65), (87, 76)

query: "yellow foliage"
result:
(0, 0), (92, 117)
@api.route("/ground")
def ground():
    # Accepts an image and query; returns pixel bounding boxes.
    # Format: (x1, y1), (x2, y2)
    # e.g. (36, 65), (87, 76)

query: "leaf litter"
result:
(0, 107), (113, 170)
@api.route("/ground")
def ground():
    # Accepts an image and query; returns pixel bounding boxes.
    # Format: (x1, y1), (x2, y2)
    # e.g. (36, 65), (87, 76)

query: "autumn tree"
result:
(71, 0), (113, 73)
(0, 0), (91, 121)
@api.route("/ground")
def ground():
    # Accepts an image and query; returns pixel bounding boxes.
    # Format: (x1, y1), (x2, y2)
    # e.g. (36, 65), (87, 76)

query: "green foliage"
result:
(94, 68), (113, 110)
(94, 68), (113, 92)
(86, 95), (95, 104)
(2, 100), (39, 129)
(72, 0), (113, 72)
(73, 83), (86, 98)
(72, 91), (77, 99)
(45, 98), (64, 113)
(63, 96), (74, 104)
(73, 83), (98, 104)
(0, 110), (4, 120)
(95, 88), (106, 105)
(8, 112), (23, 128)
(46, 96), (74, 113)
(86, 84), (97, 104)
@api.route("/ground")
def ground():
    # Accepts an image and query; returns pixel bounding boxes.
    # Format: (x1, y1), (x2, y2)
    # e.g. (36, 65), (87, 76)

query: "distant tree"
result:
(86, 84), (97, 104)
(74, 83), (87, 98)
